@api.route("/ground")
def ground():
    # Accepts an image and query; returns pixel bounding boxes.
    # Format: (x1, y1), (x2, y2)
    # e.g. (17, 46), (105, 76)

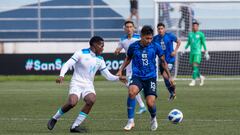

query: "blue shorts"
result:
(129, 76), (157, 98)
(159, 63), (174, 75)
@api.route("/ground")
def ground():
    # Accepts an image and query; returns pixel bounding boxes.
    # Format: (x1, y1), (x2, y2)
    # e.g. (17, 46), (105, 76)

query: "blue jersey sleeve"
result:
(169, 33), (177, 42)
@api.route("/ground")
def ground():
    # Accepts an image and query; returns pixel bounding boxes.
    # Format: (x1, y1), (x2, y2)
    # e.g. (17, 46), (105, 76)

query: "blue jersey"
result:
(153, 33), (177, 63)
(127, 41), (164, 80)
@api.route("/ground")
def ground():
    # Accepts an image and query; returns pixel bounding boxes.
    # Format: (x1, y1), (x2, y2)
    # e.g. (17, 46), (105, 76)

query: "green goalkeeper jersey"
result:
(185, 31), (207, 55)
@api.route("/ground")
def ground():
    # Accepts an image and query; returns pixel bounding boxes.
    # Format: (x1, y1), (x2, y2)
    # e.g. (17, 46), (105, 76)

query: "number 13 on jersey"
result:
(142, 53), (148, 66)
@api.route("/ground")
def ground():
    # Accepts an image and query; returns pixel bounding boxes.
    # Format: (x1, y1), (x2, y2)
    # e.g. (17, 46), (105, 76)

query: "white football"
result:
(168, 109), (183, 124)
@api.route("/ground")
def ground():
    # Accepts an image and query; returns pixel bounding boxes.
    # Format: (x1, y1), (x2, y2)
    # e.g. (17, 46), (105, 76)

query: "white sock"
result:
(151, 116), (157, 121)
(136, 93), (145, 108)
(52, 108), (64, 120)
(128, 118), (134, 123)
(71, 112), (88, 129)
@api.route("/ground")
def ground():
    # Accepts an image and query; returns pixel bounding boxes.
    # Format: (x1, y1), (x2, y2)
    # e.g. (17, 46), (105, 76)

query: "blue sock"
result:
(127, 97), (136, 119)
(148, 105), (157, 118)
(164, 78), (175, 95)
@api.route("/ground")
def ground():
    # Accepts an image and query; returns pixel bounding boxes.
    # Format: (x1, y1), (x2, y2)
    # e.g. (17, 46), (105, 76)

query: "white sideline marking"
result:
(0, 117), (239, 122)
(157, 78), (240, 82)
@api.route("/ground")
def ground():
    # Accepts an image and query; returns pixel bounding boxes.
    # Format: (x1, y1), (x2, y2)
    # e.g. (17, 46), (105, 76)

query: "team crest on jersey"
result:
(142, 53), (147, 58)
(96, 60), (101, 67)
(160, 39), (166, 50)
(196, 35), (200, 38)
(84, 58), (90, 61)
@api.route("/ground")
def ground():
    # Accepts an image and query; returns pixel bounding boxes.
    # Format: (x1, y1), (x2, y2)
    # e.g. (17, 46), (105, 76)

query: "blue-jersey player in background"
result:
(117, 25), (175, 131)
(153, 22), (181, 101)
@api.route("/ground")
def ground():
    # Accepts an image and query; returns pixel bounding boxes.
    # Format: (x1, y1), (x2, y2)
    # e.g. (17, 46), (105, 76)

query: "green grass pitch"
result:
(0, 76), (239, 135)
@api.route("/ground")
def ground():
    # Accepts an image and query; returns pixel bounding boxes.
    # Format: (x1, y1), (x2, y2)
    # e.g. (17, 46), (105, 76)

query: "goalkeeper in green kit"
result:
(183, 21), (210, 86)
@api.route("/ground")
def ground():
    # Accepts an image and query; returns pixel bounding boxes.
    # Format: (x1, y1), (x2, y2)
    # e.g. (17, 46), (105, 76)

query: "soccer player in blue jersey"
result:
(153, 22), (181, 101)
(117, 26), (174, 131)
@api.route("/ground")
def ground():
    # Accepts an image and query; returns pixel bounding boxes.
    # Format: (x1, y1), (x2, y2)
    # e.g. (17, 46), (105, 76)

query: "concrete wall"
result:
(2, 40), (240, 54)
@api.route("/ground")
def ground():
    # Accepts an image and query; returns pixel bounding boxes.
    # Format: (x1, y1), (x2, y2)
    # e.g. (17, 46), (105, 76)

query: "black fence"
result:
(177, 51), (240, 75)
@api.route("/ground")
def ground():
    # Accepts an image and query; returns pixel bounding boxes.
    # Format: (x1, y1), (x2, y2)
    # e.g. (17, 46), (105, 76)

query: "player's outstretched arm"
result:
(116, 56), (131, 76)
(101, 69), (127, 84)
(56, 58), (76, 84)
(160, 55), (175, 86)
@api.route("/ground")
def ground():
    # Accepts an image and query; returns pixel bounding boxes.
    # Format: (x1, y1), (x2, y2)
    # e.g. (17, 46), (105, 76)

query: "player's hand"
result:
(119, 76), (127, 84)
(204, 51), (210, 61)
(169, 77), (176, 87)
(171, 51), (177, 57)
(116, 70), (122, 77)
(56, 76), (64, 84)
(114, 50), (120, 55)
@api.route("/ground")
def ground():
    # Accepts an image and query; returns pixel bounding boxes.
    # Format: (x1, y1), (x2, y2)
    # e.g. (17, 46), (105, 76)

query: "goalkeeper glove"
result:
(204, 51), (210, 60)
(181, 49), (187, 56)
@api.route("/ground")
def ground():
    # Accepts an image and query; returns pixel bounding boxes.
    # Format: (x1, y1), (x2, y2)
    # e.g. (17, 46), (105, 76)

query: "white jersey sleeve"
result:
(60, 51), (81, 77)
(71, 51), (81, 62)
(117, 39), (124, 49)
(99, 60), (119, 81)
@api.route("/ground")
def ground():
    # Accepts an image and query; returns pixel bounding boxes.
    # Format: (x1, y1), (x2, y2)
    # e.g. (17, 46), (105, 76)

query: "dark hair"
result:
(141, 25), (153, 36)
(157, 22), (165, 28)
(89, 36), (104, 46)
(124, 20), (135, 27)
(192, 20), (199, 25)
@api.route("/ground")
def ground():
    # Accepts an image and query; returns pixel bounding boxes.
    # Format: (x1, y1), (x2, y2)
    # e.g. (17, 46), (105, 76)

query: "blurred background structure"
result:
(0, 0), (239, 78)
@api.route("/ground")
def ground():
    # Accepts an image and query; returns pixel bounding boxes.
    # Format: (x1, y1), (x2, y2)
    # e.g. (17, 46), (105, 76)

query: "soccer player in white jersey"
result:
(47, 36), (126, 133)
(115, 21), (147, 114)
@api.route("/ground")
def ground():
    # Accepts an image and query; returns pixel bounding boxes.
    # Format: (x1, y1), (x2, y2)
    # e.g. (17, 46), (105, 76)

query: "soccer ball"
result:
(168, 109), (183, 124)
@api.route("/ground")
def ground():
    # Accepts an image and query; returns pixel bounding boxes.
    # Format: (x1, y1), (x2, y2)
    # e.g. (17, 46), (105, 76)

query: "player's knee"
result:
(146, 101), (155, 108)
(146, 97), (155, 108)
(85, 98), (95, 106)
(67, 94), (78, 108)
(68, 100), (77, 108)
(128, 90), (137, 99)
(84, 94), (96, 106)
(128, 86), (139, 98)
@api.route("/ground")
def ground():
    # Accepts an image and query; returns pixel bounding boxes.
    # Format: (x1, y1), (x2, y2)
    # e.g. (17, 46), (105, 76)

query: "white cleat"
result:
(124, 121), (135, 131)
(200, 75), (205, 86)
(150, 117), (158, 131)
(136, 107), (147, 114)
(189, 80), (196, 86)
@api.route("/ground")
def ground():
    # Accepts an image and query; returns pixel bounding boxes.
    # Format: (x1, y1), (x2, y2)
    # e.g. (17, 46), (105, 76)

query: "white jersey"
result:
(60, 48), (119, 89)
(117, 33), (140, 76)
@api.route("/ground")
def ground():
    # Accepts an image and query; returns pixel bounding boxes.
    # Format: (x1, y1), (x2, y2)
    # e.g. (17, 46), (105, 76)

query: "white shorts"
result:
(69, 85), (96, 100)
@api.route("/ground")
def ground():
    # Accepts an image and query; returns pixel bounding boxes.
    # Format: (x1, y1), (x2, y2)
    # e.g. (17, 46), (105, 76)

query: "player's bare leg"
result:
(146, 95), (158, 131)
(47, 94), (78, 130)
(70, 93), (96, 133)
(162, 71), (176, 101)
(124, 85), (139, 131)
